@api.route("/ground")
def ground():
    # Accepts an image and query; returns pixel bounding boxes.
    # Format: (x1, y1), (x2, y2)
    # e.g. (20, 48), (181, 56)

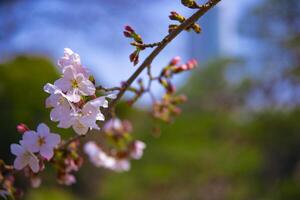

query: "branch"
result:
(109, 0), (221, 109)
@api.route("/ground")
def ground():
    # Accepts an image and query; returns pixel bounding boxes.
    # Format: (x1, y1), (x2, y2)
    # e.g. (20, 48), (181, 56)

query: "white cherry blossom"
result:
(70, 97), (108, 135)
(10, 143), (39, 173)
(54, 66), (95, 103)
(58, 48), (89, 77)
(21, 123), (61, 160)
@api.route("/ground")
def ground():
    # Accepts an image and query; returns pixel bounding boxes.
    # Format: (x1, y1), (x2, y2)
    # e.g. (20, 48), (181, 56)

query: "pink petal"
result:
(29, 155), (40, 173)
(54, 78), (71, 92)
(14, 156), (27, 170)
(21, 131), (39, 153)
(37, 123), (50, 135)
(46, 133), (61, 147)
(40, 147), (54, 160)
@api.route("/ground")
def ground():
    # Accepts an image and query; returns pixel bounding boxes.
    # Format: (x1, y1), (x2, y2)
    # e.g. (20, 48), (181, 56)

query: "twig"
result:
(109, 0), (221, 109)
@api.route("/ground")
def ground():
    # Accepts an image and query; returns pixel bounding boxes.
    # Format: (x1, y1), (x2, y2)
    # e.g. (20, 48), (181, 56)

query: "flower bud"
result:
(169, 56), (181, 66)
(129, 50), (139, 66)
(16, 123), (29, 134)
(169, 11), (185, 22)
(186, 59), (198, 69)
(192, 23), (202, 33)
(123, 25), (135, 38)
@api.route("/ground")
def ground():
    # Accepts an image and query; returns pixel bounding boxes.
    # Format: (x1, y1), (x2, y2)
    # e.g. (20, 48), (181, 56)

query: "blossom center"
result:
(71, 79), (79, 88)
(38, 136), (46, 146)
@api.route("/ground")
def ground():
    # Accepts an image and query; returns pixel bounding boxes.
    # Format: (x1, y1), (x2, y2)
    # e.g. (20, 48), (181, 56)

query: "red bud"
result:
(16, 123), (29, 133)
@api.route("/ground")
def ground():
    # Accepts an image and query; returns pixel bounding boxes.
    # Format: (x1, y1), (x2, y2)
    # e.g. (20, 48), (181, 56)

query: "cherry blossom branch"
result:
(55, 0), (221, 151)
(109, 0), (221, 109)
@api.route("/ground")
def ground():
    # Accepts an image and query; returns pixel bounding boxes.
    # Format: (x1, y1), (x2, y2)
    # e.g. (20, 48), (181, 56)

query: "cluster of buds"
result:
(152, 57), (197, 122)
(168, 11), (201, 34)
(44, 48), (116, 135)
(52, 141), (83, 185)
(153, 94), (187, 122)
(84, 118), (145, 172)
(159, 57), (198, 93)
(124, 26), (144, 66)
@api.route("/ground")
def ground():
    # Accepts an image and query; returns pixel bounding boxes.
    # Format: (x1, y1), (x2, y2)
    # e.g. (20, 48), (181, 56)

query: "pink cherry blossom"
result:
(110, 159), (130, 172)
(54, 66), (95, 103)
(84, 142), (115, 168)
(21, 123), (61, 160)
(130, 140), (146, 160)
(84, 142), (130, 172)
(10, 143), (39, 173)
(57, 173), (76, 186)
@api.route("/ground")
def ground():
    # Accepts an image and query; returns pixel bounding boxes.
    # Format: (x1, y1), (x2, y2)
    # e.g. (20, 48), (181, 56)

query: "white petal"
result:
(54, 78), (71, 92)
(29, 155), (40, 173)
(63, 66), (76, 80)
(78, 79), (95, 96)
(66, 89), (81, 103)
(96, 112), (105, 121)
(88, 97), (106, 108)
(106, 93), (117, 99)
(72, 121), (89, 135)
(10, 144), (24, 156)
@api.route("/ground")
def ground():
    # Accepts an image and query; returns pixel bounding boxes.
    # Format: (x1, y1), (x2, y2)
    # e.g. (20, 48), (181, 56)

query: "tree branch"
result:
(109, 0), (221, 110)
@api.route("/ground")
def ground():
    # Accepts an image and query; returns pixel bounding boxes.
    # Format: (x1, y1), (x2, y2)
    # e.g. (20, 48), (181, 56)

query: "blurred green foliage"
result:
(1, 55), (299, 200)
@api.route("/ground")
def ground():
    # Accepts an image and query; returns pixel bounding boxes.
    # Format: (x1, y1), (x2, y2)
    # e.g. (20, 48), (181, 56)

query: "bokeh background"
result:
(1, 0), (300, 199)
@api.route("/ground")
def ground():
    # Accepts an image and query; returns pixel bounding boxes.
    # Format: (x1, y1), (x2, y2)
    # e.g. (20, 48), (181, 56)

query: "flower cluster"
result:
(44, 48), (115, 135)
(10, 123), (61, 174)
(52, 141), (83, 185)
(84, 118), (146, 172)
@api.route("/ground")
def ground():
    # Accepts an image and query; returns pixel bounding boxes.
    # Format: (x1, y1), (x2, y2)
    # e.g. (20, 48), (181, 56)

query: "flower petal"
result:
(72, 121), (89, 135)
(46, 133), (61, 147)
(21, 131), (39, 153)
(14, 156), (28, 170)
(54, 78), (71, 92)
(40, 146), (54, 160)
(29, 155), (40, 173)
(37, 123), (50, 135)
(10, 144), (24, 156)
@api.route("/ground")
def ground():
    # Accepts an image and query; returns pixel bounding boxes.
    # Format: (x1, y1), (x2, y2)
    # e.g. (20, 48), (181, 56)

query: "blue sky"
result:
(0, 0), (258, 104)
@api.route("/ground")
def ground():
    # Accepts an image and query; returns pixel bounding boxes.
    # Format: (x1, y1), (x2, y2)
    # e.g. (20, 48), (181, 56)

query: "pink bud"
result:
(16, 123), (29, 134)
(186, 59), (198, 69)
(169, 56), (181, 66)
(124, 25), (134, 33)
